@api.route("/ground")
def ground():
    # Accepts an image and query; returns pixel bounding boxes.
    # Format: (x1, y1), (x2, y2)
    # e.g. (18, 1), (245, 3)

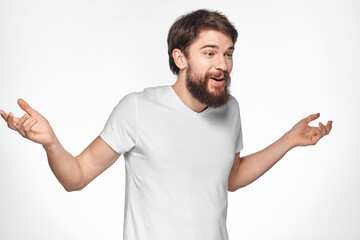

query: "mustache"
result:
(205, 70), (230, 80)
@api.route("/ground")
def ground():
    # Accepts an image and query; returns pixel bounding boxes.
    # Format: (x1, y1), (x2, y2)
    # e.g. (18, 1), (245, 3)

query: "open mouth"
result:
(211, 77), (224, 82)
(210, 77), (225, 86)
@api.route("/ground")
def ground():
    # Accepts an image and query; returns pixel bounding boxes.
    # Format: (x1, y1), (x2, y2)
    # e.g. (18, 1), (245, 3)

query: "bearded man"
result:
(0, 9), (332, 240)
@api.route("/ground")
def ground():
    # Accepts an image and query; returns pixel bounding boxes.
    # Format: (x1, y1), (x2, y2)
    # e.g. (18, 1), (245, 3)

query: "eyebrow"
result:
(200, 44), (235, 50)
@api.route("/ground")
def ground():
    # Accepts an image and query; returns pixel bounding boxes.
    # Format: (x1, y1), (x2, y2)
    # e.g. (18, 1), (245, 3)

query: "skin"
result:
(172, 30), (234, 112)
(0, 99), (120, 191)
(0, 29), (332, 192)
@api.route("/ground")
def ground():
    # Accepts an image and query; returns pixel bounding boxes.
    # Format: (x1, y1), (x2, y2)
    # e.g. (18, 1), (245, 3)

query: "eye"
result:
(204, 52), (214, 56)
(225, 53), (233, 57)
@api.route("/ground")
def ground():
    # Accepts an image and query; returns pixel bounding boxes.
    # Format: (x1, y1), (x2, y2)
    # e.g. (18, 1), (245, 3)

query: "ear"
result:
(172, 49), (187, 71)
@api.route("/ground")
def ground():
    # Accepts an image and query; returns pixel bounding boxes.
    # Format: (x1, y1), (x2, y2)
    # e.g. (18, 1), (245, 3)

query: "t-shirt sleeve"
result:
(235, 101), (244, 153)
(99, 92), (138, 154)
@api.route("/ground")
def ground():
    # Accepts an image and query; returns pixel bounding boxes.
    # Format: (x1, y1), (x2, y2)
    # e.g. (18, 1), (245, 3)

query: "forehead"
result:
(189, 30), (234, 50)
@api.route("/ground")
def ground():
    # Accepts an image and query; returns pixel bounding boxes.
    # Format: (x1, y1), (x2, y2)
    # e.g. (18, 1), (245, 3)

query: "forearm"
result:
(43, 135), (85, 191)
(234, 133), (294, 190)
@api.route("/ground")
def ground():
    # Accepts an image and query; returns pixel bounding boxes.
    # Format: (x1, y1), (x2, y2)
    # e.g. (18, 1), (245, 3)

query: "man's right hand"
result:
(0, 98), (55, 147)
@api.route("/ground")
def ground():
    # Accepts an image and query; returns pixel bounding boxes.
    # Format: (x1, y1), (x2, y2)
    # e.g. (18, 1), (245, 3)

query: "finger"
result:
(325, 121), (333, 135)
(16, 114), (28, 137)
(15, 114), (29, 130)
(17, 98), (36, 116)
(309, 126), (320, 132)
(7, 112), (13, 128)
(313, 128), (322, 144)
(23, 116), (34, 129)
(0, 110), (8, 121)
(24, 118), (37, 132)
(304, 113), (320, 124)
(318, 122), (326, 137)
(7, 112), (19, 129)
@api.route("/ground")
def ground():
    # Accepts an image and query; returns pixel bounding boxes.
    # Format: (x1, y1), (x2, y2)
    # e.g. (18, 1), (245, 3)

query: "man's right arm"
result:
(0, 99), (121, 192)
(44, 135), (120, 191)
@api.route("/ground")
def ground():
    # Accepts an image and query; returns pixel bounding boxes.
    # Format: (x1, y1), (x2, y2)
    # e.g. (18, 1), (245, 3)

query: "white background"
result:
(0, 0), (359, 239)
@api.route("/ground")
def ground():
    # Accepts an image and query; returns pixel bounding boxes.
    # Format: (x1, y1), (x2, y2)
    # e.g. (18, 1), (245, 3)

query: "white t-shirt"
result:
(100, 85), (244, 240)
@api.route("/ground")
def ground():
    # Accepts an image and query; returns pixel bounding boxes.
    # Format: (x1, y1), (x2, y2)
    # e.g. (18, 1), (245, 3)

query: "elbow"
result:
(228, 186), (240, 192)
(228, 181), (238, 192)
(62, 174), (87, 192)
(228, 183), (248, 192)
(64, 186), (80, 192)
(228, 185), (239, 192)
(63, 183), (86, 192)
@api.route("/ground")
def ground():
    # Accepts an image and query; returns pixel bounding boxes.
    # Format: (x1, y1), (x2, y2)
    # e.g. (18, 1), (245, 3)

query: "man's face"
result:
(184, 30), (234, 108)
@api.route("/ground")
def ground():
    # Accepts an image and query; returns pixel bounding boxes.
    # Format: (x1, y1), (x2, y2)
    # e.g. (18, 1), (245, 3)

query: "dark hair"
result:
(167, 9), (238, 75)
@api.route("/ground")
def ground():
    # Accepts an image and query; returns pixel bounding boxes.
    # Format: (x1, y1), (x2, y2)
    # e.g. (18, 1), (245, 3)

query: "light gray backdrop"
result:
(1, 0), (359, 239)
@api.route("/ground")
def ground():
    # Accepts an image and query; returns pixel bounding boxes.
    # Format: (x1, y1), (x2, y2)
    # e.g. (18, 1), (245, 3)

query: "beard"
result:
(185, 65), (231, 109)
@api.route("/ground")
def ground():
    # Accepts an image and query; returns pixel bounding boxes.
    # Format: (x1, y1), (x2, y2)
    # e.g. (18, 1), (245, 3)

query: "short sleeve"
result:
(100, 92), (138, 154)
(235, 102), (244, 153)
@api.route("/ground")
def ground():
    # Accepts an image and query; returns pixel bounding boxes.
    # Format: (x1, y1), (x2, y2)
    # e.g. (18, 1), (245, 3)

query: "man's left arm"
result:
(228, 113), (333, 192)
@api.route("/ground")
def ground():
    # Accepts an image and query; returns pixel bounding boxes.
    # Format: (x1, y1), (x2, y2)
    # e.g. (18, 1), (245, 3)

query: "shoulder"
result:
(121, 91), (138, 102)
(224, 95), (241, 118)
(112, 85), (169, 111)
(227, 95), (240, 111)
(137, 85), (170, 102)
(109, 91), (138, 116)
(229, 95), (239, 105)
(115, 91), (137, 109)
(141, 85), (169, 95)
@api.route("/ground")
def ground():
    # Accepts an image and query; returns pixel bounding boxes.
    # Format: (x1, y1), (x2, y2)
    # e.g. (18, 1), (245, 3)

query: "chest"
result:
(129, 105), (237, 185)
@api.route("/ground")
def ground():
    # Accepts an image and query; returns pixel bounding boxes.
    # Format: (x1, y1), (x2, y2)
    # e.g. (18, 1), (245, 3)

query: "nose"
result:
(214, 55), (228, 72)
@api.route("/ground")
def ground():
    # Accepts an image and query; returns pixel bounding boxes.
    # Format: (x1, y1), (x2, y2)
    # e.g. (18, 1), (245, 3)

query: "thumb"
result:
(304, 113), (320, 124)
(17, 98), (36, 116)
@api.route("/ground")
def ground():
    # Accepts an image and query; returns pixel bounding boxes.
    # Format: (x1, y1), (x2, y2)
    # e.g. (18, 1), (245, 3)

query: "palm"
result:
(288, 113), (332, 147)
(20, 111), (53, 144)
(0, 99), (54, 146)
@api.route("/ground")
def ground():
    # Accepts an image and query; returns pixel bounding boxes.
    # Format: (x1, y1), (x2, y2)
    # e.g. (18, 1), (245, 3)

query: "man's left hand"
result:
(286, 113), (333, 148)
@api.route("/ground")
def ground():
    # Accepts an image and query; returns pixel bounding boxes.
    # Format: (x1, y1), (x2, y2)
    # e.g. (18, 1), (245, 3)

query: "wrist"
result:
(282, 131), (296, 150)
(42, 133), (58, 152)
